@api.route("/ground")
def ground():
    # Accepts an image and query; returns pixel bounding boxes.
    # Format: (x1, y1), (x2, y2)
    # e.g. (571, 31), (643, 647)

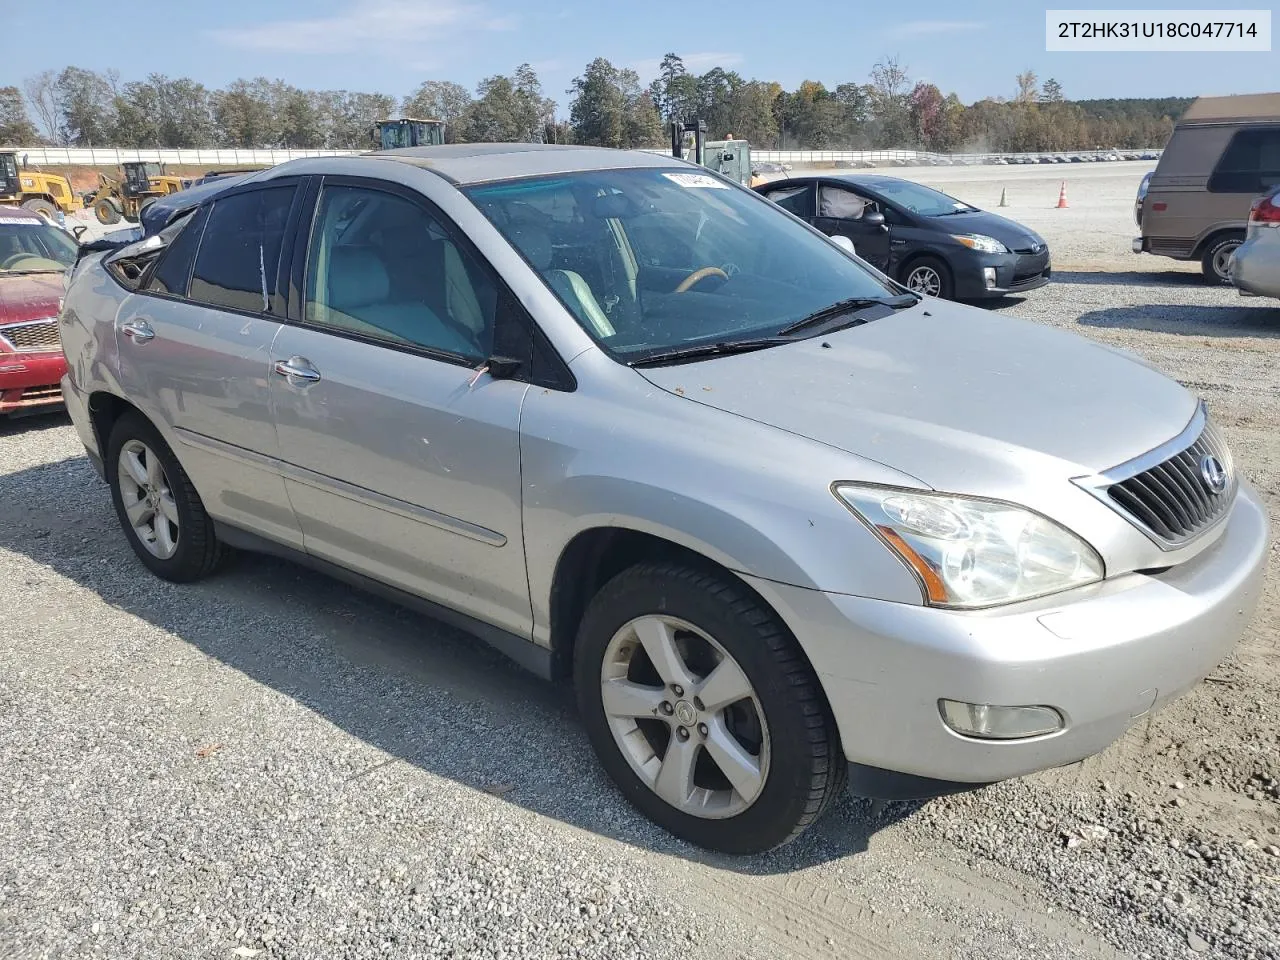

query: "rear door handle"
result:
(273, 356), (321, 384)
(120, 319), (155, 343)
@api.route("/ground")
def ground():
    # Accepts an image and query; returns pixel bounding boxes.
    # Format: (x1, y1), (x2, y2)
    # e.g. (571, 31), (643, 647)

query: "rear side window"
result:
(1208, 127), (1280, 194)
(145, 208), (207, 296)
(189, 186), (295, 314)
(764, 185), (813, 218)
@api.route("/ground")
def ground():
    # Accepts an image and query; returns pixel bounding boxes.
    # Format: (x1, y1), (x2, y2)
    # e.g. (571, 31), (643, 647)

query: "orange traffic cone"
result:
(1056, 181), (1068, 208)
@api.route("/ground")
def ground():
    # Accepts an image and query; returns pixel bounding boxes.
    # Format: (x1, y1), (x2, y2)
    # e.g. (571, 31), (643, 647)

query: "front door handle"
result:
(273, 356), (321, 385)
(120, 319), (155, 343)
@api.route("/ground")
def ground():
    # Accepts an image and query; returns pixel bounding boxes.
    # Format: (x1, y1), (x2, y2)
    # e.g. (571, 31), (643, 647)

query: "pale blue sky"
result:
(10, 1), (1277, 111)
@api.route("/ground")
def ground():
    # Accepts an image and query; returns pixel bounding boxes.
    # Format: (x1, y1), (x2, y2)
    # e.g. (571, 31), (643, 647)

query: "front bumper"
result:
(953, 248), (1052, 299)
(747, 481), (1269, 791)
(0, 351), (67, 414)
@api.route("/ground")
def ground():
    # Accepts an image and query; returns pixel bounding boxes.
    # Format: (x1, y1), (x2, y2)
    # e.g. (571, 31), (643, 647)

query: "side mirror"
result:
(73, 225), (88, 240)
(831, 235), (856, 256)
(863, 210), (887, 230)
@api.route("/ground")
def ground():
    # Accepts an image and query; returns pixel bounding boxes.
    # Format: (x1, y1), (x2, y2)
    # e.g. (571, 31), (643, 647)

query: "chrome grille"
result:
(1103, 413), (1236, 546)
(0, 319), (61, 353)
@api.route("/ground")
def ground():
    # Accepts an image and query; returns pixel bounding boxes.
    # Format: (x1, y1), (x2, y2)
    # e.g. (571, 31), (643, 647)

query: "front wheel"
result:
(901, 256), (954, 299)
(574, 562), (846, 854)
(94, 196), (122, 225)
(21, 198), (59, 221)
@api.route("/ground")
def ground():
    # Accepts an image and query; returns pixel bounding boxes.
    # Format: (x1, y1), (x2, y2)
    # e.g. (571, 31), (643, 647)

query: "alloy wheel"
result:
(116, 439), (180, 560)
(905, 265), (942, 296)
(1212, 241), (1240, 282)
(599, 615), (770, 819)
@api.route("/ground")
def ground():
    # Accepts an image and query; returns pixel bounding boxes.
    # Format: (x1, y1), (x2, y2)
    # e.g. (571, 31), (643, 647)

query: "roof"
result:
(1179, 93), (1280, 124)
(0, 205), (53, 221)
(368, 143), (689, 184)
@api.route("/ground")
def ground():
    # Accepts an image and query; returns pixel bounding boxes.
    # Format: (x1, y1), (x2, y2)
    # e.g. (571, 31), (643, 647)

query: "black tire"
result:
(94, 197), (122, 225)
(900, 255), (954, 299)
(1200, 232), (1244, 285)
(105, 412), (227, 582)
(21, 198), (59, 221)
(574, 561), (846, 854)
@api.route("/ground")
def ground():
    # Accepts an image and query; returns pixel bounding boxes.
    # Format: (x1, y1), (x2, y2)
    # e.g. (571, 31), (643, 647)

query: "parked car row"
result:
(47, 142), (1266, 856)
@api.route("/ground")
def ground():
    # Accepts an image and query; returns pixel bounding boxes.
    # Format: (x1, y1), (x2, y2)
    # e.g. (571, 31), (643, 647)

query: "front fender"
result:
(520, 363), (928, 645)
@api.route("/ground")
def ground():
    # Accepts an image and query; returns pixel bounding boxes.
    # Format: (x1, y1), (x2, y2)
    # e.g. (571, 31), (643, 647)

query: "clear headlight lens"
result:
(951, 233), (1008, 254)
(834, 485), (1104, 608)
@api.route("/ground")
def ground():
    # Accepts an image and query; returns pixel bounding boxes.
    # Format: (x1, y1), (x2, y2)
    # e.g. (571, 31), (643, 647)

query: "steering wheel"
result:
(674, 265), (729, 293)
(0, 253), (39, 270)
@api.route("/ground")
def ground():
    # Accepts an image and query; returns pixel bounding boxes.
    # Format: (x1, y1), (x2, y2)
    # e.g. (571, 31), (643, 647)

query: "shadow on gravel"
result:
(0, 409), (70, 438)
(0, 454), (924, 877)
(1077, 303), (1280, 338)
(1051, 269), (1206, 288)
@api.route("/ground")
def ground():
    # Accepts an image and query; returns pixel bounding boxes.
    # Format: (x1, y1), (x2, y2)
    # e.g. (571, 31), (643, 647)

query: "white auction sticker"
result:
(7, 217), (45, 225)
(663, 172), (729, 189)
(1046, 9), (1271, 51)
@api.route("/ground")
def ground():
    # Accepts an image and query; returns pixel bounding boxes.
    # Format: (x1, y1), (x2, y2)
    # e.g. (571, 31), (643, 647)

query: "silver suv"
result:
(59, 146), (1268, 854)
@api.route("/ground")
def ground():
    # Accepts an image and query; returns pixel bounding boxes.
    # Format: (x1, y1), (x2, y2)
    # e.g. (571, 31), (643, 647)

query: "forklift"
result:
(371, 118), (446, 150)
(669, 119), (758, 186)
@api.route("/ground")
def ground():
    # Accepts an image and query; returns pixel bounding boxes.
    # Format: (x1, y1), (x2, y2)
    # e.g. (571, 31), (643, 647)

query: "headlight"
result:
(834, 485), (1104, 608)
(951, 234), (1008, 254)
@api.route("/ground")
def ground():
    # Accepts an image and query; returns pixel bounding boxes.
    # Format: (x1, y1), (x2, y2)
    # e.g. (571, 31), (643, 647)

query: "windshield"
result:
(464, 168), (901, 362)
(0, 217), (78, 273)
(869, 179), (974, 216)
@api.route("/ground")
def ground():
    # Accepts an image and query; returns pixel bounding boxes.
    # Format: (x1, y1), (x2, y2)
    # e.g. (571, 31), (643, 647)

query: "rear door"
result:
(266, 177), (535, 637)
(113, 179), (307, 548)
(811, 183), (892, 269)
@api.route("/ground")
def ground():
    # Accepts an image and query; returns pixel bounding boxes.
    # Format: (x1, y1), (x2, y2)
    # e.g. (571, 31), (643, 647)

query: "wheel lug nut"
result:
(672, 684), (684, 697)
(676, 726), (690, 741)
(660, 701), (674, 716)
(697, 723), (708, 738)
(693, 697), (704, 712)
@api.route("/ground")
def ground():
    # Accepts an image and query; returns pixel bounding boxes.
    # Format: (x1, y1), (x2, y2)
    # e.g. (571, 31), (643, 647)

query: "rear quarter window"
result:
(1208, 127), (1280, 194)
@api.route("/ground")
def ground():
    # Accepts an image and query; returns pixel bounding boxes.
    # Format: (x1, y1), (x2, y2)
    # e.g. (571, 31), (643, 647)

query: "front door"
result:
(267, 179), (533, 637)
(113, 182), (305, 548)
(811, 183), (892, 270)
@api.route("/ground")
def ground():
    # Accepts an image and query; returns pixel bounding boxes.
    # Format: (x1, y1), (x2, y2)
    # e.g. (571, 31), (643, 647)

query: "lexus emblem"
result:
(1200, 454), (1228, 495)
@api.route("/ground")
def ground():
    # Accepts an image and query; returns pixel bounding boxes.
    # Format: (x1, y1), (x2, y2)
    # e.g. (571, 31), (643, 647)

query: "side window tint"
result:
(304, 185), (496, 362)
(145, 208), (207, 296)
(189, 186), (295, 313)
(1209, 128), (1280, 194)
(765, 185), (811, 217)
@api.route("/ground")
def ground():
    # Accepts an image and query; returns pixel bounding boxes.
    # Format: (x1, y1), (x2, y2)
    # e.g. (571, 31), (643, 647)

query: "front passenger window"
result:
(303, 185), (496, 363)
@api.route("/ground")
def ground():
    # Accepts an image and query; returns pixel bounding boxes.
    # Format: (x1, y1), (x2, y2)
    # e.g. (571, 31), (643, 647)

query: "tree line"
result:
(0, 56), (1192, 153)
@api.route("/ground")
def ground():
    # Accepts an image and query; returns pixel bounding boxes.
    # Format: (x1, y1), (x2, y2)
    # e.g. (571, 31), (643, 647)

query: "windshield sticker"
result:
(4, 217), (46, 226)
(662, 172), (729, 190)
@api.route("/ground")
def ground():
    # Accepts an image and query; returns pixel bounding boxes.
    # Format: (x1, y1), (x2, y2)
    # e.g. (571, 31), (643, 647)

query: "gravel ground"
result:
(3, 165), (1278, 960)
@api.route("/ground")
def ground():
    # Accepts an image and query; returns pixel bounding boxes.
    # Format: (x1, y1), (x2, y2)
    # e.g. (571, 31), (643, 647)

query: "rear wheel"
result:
(574, 562), (846, 854)
(901, 255), (954, 299)
(106, 413), (227, 582)
(1200, 232), (1244, 285)
(20, 198), (58, 221)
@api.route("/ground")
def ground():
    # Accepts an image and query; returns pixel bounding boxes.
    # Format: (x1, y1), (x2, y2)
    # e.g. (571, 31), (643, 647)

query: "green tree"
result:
(461, 66), (554, 142)
(570, 58), (644, 148)
(212, 78), (276, 147)
(55, 67), (115, 145)
(277, 86), (323, 148)
(402, 80), (473, 142)
(1041, 78), (1064, 103)
(868, 56), (911, 146)
(0, 86), (39, 144)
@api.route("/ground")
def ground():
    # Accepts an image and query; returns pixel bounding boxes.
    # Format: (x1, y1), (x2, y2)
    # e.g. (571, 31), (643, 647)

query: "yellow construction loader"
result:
(93, 161), (188, 225)
(0, 151), (83, 220)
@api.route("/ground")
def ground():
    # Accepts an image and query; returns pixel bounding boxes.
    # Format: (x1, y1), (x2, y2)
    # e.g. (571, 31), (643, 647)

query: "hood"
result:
(923, 209), (1046, 251)
(0, 272), (64, 326)
(636, 302), (1195, 496)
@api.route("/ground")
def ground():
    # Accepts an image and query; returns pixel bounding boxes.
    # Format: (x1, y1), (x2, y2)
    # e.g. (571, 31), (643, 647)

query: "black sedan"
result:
(755, 174), (1052, 300)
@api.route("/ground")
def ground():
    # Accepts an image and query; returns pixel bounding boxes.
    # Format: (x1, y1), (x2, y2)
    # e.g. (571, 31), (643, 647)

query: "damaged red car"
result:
(0, 205), (77, 417)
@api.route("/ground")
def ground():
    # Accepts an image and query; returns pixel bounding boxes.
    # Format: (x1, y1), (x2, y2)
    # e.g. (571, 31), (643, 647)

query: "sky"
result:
(10, 1), (1277, 113)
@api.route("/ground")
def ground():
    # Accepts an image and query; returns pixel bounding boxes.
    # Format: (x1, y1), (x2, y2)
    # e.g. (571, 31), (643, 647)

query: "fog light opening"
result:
(939, 699), (1064, 740)
(982, 267), (997, 289)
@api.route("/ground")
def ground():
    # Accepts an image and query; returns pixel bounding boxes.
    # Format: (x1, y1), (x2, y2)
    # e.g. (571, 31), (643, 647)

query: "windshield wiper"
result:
(776, 294), (918, 337)
(5, 267), (66, 275)
(629, 337), (794, 367)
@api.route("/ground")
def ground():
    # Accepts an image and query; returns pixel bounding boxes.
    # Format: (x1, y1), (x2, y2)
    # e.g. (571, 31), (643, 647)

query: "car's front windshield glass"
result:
(464, 168), (902, 363)
(868, 179), (973, 216)
(0, 218), (77, 274)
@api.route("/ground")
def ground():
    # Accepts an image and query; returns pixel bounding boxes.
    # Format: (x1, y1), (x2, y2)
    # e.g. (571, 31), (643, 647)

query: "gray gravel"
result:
(3, 165), (1279, 959)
